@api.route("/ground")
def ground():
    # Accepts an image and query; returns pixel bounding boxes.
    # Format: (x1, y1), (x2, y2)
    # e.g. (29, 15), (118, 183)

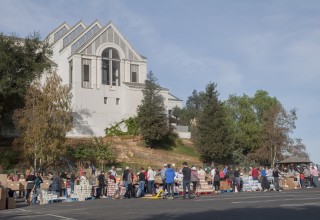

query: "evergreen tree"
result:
(136, 71), (169, 147)
(193, 83), (232, 163)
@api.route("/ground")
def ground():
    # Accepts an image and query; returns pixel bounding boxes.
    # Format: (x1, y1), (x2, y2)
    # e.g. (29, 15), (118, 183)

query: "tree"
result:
(0, 33), (51, 134)
(254, 104), (297, 166)
(136, 71), (169, 147)
(193, 83), (233, 163)
(14, 71), (73, 170)
(225, 94), (262, 154)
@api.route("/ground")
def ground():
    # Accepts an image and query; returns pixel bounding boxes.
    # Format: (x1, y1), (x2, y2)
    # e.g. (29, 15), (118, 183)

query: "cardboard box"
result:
(6, 197), (15, 209)
(19, 180), (27, 190)
(0, 174), (7, 187)
(40, 180), (51, 190)
(0, 198), (6, 210)
(0, 186), (7, 200)
(6, 181), (23, 191)
(220, 181), (231, 190)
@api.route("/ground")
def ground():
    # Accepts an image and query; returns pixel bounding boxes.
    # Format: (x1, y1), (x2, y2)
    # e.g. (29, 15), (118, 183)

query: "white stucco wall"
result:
(47, 21), (182, 137)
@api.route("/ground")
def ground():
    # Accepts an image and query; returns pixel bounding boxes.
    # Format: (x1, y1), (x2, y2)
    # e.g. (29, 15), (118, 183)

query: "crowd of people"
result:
(1, 162), (319, 205)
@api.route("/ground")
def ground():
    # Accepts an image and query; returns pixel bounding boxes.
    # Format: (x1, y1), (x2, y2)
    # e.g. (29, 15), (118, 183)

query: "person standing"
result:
(303, 166), (311, 187)
(147, 167), (155, 195)
(109, 166), (118, 177)
(311, 166), (319, 187)
(70, 172), (76, 194)
(234, 168), (241, 192)
(260, 167), (269, 192)
(49, 172), (60, 196)
(210, 167), (216, 189)
(31, 172), (43, 204)
(273, 167), (281, 192)
(97, 171), (106, 198)
(161, 164), (168, 191)
(191, 167), (199, 197)
(125, 169), (133, 198)
(25, 172), (36, 204)
(182, 162), (192, 199)
(123, 166), (130, 191)
(165, 164), (175, 199)
(137, 168), (146, 197)
(214, 170), (220, 192)
(252, 167), (259, 181)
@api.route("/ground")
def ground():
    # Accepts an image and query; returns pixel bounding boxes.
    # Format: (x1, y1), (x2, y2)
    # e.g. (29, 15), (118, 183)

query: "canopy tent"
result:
(278, 156), (312, 164)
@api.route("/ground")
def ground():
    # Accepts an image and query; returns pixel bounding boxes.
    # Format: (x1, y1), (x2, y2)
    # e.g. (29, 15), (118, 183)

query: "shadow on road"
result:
(143, 206), (320, 220)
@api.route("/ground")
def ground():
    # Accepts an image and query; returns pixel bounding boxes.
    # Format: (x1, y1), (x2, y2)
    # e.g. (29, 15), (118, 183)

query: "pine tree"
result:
(194, 83), (232, 163)
(136, 71), (169, 147)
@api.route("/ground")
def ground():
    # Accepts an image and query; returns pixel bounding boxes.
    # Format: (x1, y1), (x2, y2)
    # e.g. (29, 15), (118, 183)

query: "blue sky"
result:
(1, 0), (319, 163)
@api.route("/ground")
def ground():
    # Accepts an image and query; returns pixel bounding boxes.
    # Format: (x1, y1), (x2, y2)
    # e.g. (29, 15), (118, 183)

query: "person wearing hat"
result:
(190, 167), (199, 197)
(182, 162), (192, 199)
(161, 164), (168, 191)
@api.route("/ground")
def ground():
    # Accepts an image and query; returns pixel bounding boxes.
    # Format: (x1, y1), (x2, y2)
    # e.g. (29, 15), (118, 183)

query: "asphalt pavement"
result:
(1, 188), (320, 220)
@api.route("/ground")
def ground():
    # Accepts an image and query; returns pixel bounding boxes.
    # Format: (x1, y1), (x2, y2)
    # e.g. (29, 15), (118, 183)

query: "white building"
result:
(46, 20), (182, 137)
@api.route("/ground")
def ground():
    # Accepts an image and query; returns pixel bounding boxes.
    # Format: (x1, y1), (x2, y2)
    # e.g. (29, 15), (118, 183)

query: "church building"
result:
(46, 20), (182, 137)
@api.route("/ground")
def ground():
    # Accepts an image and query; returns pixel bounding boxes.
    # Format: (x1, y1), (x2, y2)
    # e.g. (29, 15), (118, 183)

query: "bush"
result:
(105, 117), (139, 136)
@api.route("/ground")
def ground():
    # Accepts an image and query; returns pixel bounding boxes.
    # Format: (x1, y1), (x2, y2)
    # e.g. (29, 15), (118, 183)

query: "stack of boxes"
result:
(0, 185), (15, 210)
(242, 176), (261, 191)
(72, 178), (92, 201)
(0, 186), (7, 210)
(40, 191), (58, 205)
(196, 173), (213, 193)
(107, 179), (116, 197)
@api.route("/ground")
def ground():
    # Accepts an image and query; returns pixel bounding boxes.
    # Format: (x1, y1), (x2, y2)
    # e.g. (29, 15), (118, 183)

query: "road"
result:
(1, 188), (320, 220)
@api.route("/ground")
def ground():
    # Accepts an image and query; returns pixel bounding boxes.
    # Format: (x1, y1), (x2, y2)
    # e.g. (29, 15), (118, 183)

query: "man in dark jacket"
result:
(97, 171), (106, 198)
(49, 172), (60, 196)
(123, 166), (130, 191)
(182, 162), (192, 199)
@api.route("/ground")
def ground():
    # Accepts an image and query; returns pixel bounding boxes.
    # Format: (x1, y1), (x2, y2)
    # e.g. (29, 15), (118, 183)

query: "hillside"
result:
(67, 136), (202, 169)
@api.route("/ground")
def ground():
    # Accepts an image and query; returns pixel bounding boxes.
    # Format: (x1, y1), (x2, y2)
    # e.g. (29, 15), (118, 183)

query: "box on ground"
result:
(0, 174), (7, 187)
(6, 197), (15, 209)
(0, 198), (6, 210)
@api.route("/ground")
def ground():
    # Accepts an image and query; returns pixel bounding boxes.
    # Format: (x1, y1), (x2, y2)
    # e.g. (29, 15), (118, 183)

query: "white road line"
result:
(46, 214), (77, 220)
(232, 197), (320, 204)
(280, 202), (320, 207)
(16, 208), (77, 220)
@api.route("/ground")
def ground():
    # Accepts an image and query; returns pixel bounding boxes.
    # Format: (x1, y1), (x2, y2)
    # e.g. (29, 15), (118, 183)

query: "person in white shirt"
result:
(147, 167), (156, 195)
(211, 167), (216, 188)
(109, 166), (118, 177)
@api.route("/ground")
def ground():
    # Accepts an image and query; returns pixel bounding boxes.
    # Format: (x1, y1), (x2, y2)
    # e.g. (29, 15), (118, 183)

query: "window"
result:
(101, 48), (120, 86)
(104, 97), (108, 104)
(116, 98), (120, 105)
(130, 65), (139, 82)
(69, 60), (73, 87)
(83, 65), (89, 81)
(82, 59), (91, 88)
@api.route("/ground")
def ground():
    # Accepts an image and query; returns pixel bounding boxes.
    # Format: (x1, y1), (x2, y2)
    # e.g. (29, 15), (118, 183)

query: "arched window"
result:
(102, 48), (120, 86)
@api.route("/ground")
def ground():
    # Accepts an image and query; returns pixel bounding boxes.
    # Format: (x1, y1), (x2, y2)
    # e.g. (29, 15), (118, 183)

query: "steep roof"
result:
(278, 156), (312, 164)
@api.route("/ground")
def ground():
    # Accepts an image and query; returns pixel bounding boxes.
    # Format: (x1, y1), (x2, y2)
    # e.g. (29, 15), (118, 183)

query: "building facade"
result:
(46, 20), (182, 137)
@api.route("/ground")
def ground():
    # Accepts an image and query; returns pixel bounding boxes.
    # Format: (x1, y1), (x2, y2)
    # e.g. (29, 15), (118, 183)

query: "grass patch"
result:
(171, 142), (199, 157)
